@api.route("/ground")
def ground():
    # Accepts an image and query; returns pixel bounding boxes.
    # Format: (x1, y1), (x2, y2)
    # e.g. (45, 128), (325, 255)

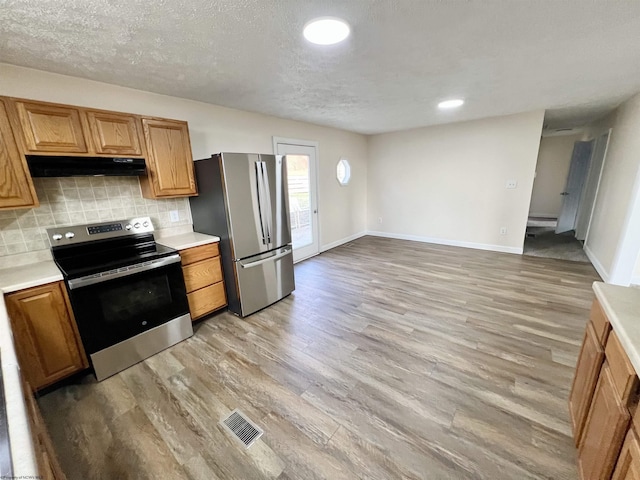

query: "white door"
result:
(274, 139), (320, 263)
(576, 131), (610, 241)
(556, 140), (594, 234)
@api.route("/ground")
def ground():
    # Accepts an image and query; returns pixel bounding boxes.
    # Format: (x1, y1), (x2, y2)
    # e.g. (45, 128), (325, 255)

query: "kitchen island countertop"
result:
(593, 282), (640, 377)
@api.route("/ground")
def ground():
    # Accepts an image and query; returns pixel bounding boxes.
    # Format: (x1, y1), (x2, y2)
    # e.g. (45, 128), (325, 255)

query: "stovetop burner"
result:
(48, 217), (177, 279)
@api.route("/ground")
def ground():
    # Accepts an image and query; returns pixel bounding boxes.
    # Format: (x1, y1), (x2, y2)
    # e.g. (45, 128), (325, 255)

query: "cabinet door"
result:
(569, 321), (605, 445)
(6, 282), (88, 390)
(140, 118), (196, 197)
(578, 364), (630, 480)
(0, 100), (38, 209)
(85, 110), (142, 155)
(13, 100), (88, 153)
(612, 428), (640, 480)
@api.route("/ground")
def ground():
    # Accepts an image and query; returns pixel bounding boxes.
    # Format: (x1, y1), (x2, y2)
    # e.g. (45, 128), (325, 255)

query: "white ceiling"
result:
(2, 1), (640, 135)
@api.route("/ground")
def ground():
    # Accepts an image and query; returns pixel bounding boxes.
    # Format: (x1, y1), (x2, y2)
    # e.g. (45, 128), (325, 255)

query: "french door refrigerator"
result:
(189, 153), (295, 317)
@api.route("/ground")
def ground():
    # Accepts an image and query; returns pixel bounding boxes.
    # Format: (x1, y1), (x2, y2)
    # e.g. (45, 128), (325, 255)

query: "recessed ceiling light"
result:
(303, 17), (350, 45)
(438, 99), (465, 109)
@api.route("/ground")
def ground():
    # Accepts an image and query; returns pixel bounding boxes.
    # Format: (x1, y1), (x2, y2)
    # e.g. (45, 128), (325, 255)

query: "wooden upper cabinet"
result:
(569, 321), (605, 446)
(613, 428), (640, 480)
(13, 100), (88, 153)
(140, 118), (197, 198)
(578, 363), (630, 480)
(85, 110), (142, 156)
(5, 281), (88, 391)
(0, 100), (38, 209)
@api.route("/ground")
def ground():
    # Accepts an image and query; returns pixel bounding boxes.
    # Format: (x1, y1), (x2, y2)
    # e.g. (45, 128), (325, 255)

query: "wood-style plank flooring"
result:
(38, 236), (600, 479)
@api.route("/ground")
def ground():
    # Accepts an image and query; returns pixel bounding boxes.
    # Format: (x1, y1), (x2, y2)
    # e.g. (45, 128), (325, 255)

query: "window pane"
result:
(286, 155), (313, 249)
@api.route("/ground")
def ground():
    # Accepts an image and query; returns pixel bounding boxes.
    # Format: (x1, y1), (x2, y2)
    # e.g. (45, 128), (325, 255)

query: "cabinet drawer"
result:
(590, 299), (611, 347)
(183, 257), (223, 293)
(180, 243), (219, 265)
(187, 282), (226, 320)
(606, 331), (638, 404)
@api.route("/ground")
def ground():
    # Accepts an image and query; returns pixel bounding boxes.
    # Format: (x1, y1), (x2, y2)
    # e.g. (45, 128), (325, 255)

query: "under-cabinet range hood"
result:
(26, 155), (147, 177)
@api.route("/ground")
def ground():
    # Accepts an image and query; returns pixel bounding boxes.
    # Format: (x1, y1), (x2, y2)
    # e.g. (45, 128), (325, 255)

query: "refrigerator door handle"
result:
(254, 161), (268, 244)
(239, 247), (292, 269)
(260, 161), (274, 245)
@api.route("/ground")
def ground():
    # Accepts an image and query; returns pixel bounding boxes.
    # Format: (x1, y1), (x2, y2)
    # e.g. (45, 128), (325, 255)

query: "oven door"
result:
(66, 254), (190, 354)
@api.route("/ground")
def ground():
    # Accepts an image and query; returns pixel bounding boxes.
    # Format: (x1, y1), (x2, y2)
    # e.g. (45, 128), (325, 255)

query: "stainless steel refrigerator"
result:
(189, 153), (295, 317)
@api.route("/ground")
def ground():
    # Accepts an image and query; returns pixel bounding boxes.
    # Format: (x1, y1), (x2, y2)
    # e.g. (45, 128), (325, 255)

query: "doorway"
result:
(273, 138), (320, 263)
(524, 131), (610, 263)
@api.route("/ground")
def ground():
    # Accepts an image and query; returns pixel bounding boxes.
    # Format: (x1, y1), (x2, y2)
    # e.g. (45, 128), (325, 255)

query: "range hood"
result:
(27, 155), (147, 177)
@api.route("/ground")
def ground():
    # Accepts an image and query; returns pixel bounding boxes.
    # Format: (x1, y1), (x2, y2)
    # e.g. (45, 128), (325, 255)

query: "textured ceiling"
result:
(2, 1), (640, 134)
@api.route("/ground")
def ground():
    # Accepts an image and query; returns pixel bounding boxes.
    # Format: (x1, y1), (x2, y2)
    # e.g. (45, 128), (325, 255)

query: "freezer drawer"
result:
(234, 246), (295, 317)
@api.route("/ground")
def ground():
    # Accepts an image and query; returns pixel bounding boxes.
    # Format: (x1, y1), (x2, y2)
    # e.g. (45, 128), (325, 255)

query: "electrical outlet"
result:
(500, 227), (508, 235)
(506, 180), (517, 189)
(378, 217), (383, 224)
(170, 210), (180, 222)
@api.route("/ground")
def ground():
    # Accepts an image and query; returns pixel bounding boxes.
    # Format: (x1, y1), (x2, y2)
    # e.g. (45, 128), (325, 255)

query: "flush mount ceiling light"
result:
(303, 17), (350, 45)
(438, 99), (465, 109)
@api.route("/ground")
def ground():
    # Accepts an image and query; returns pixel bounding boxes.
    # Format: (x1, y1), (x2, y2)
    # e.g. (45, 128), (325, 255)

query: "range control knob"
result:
(65, 232), (75, 239)
(142, 221), (149, 227)
(125, 224), (132, 230)
(134, 222), (141, 229)
(52, 234), (63, 241)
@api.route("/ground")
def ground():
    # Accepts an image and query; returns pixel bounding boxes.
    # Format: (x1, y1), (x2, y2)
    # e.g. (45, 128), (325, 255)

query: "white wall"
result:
(0, 63), (368, 250)
(584, 92), (640, 285)
(529, 134), (583, 218)
(366, 110), (545, 253)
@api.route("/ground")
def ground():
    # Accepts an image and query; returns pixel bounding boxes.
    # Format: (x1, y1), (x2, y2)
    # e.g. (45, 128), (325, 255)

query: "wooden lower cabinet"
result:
(5, 281), (88, 391)
(578, 364), (630, 480)
(613, 428), (640, 480)
(571, 297), (640, 480)
(570, 321), (606, 445)
(22, 377), (66, 480)
(180, 243), (226, 320)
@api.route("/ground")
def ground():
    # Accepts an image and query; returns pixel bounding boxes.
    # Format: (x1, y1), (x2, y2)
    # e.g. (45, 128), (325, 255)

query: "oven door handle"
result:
(67, 254), (182, 290)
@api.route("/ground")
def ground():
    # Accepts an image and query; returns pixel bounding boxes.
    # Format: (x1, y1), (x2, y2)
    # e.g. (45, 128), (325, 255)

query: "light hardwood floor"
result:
(38, 236), (600, 479)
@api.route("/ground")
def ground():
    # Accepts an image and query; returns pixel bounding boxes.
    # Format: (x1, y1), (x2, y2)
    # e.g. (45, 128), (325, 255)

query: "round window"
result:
(336, 158), (351, 186)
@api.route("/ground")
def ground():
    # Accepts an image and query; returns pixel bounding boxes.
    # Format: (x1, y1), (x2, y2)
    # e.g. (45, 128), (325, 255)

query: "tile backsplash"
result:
(0, 177), (192, 257)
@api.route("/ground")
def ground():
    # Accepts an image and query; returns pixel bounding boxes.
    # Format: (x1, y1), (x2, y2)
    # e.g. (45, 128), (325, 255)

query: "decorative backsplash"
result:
(0, 177), (192, 256)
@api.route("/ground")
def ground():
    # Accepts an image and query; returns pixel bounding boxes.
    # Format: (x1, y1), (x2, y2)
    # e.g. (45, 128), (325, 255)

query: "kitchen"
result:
(0, 1), (640, 476)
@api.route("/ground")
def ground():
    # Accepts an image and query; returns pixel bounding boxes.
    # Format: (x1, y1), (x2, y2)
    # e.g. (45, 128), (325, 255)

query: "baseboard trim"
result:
(584, 245), (609, 282)
(320, 231), (367, 253)
(365, 230), (523, 255)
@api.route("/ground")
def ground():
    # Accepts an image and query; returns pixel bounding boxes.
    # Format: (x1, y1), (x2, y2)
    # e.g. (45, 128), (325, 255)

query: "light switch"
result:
(506, 180), (517, 189)
(170, 210), (180, 222)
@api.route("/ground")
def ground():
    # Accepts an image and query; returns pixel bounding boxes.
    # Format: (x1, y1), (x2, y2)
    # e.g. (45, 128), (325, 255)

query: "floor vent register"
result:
(220, 409), (264, 448)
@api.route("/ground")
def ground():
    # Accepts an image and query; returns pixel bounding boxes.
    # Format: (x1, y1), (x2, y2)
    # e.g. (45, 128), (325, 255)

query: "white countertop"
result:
(156, 231), (220, 250)
(593, 282), (640, 376)
(0, 296), (38, 478)
(0, 261), (63, 294)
